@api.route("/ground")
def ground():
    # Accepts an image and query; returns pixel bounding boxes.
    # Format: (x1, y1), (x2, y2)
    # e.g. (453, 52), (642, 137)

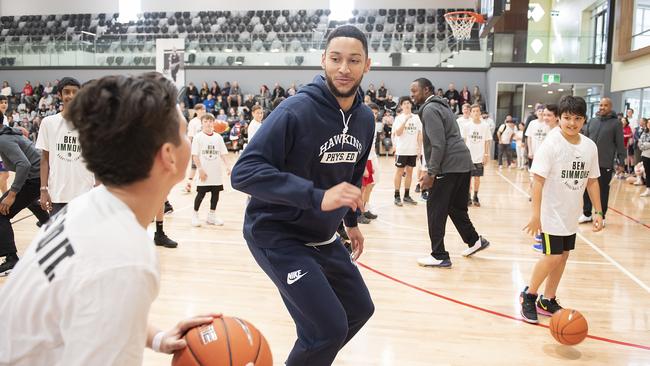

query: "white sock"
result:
(193, 211), (199, 218)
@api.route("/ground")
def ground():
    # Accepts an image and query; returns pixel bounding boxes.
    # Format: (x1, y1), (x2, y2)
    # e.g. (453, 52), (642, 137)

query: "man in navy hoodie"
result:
(231, 25), (375, 366)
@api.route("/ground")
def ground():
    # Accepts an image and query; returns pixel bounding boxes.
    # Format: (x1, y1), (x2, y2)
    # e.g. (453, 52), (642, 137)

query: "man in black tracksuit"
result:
(0, 126), (50, 275)
(580, 97), (625, 225)
(410, 78), (490, 269)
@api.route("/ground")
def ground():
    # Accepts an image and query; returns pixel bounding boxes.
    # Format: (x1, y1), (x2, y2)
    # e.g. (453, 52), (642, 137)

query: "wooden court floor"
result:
(4, 156), (650, 365)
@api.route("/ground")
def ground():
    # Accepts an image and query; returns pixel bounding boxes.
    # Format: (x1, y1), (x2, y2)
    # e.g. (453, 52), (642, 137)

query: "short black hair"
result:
(56, 77), (81, 94)
(67, 72), (181, 186)
(544, 103), (559, 116)
(413, 78), (434, 95)
(326, 25), (368, 56)
(398, 96), (412, 106)
(558, 95), (587, 119)
(0, 95), (7, 102)
(367, 102), (380, 111)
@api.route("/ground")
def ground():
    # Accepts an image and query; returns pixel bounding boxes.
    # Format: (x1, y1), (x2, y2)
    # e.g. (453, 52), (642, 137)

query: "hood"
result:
(298, 75), (365, 114)
(418, 95), (449, 111)
(0, 126), (23, 136)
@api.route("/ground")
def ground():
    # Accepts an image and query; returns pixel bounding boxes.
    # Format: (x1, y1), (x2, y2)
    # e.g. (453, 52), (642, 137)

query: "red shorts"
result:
(362, 160), (374, 186)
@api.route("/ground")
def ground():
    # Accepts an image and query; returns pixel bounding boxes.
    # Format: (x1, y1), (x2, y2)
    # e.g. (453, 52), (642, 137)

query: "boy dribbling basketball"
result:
(520, 95), (603, 324)
(0, 73), (217, 364)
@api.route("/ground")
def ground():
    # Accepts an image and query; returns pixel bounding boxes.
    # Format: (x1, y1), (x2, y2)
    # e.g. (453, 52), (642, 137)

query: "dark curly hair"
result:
(66, 72), (181, 186)
(558, 95), (587, 119)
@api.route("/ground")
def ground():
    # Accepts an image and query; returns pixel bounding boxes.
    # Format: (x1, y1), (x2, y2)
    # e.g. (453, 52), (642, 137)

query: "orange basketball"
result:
(549, 309), (588, 346)
(213, 120), (229, 134)
(172, 316), (272, 366)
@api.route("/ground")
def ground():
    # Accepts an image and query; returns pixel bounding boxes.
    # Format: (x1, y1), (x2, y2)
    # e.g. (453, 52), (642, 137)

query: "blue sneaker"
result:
(534, 234), (542, 242)
(532, 243), (543, 252)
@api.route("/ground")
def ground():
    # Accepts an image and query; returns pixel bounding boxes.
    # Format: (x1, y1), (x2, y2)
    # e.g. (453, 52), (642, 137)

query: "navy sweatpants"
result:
(247, 239), (374, 366)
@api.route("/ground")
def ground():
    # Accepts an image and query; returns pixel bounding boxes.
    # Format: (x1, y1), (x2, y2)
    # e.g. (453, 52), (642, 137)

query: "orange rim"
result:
(444, 11), (485, 24)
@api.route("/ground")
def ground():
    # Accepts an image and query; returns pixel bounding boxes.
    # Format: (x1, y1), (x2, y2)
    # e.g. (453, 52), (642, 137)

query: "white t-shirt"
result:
(530, 131), (600, 236)
(525, 119), (550, 158)
(498, 123), (516, 144)
(35, 113), (95, 203)
(456, 116), (472, 138)
(368, 121), (382, 160)
(392, 113), (422, 156)
(515, 130), (525, 147)
(464, 121), (492, 163)
(247, 120), (262, 142)
(191, 131), (228, 186)
(0, 186), (160, 366)
(187, 117), (203, 138)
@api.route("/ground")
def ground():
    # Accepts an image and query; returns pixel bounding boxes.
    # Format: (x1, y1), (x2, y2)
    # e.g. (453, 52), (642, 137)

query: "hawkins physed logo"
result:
(318, 134), (363, 164)
(56, 133), (82, 162)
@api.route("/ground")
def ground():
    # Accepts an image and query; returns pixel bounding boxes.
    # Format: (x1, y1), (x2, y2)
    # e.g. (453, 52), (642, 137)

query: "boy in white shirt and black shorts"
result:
(520, 95), (603, 324)
(392, 97), (422, 206)
(463, 104), (492, 207)
(0, 73), (218, 365)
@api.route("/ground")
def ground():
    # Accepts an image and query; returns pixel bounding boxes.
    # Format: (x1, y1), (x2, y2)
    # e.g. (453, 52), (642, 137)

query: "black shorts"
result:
(471, 163), (484, 177)
(395, 155), (417, 168)
(541, 233), (576, 255)
(197, 185), (224, 194)
(527, 157), (534, 169)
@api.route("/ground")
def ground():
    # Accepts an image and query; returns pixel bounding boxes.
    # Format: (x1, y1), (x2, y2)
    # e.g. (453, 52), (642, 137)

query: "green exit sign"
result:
(542, 73), (561, 84)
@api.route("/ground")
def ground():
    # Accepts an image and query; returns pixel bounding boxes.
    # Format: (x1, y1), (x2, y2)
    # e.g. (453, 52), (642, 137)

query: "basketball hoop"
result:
(444, 11), (485, 40)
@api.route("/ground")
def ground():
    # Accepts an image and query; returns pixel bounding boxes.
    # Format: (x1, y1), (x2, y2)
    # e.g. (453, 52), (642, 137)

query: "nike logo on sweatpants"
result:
(287, 270), (308, 285)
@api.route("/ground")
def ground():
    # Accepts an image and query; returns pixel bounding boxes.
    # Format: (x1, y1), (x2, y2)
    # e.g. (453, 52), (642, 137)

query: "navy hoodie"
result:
(231, 75), (374, 248)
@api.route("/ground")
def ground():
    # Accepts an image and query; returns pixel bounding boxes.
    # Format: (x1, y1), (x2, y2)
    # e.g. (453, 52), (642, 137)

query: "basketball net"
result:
(444, 12), (482, 41)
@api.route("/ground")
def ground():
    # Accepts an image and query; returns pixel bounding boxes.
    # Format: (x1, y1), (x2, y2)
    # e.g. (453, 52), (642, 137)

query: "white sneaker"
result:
(461, 236), (490, 257)
(578, 214), (592, 224)
(191, 213), (202, 227)
(206, 213), (224, 226)
(417, 256), (452, 268)
(641, 189), (650, 197)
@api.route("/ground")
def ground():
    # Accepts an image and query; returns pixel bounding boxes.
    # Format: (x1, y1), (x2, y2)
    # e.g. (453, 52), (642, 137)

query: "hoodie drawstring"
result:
(339, 109), (352, 137)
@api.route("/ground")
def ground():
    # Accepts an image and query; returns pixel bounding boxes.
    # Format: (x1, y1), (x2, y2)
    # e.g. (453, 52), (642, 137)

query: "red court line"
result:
(608, 206), (650, 230)
(357, 261), (650, 351)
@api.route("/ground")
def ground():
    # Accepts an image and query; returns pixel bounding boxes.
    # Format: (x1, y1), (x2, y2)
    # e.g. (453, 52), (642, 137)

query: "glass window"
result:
(642, 88), (650, 119)
(623, 89), (642, 120)
(632, 0), (650, 51)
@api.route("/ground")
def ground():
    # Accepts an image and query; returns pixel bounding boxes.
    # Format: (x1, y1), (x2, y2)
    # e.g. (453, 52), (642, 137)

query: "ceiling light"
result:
(527, 104), (533, 108)
(547, 90), (554, 94)
(558, 88), (564, 92)
(542, 84), (548, 87)
(412, 63), (420, 66)
(447, 64), (455, 68)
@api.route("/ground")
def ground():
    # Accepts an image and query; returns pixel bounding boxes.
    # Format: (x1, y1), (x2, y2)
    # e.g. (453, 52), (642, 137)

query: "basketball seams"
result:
(220, 317), (234, 366)
(185, 330), (204, 366)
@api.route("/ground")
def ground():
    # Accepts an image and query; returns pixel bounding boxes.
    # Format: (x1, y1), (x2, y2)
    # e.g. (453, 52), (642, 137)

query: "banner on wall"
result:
(156, 38), (185, 90)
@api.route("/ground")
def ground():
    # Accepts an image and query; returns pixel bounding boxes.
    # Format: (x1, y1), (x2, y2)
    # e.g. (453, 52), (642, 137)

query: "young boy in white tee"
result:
(191, 113), (230, 227)
(463, 104), (492, 207)
(183, 103), (207, 193)
(0, 73), (219, 365)
(520, 95), (603, 324)
(35, 77), (95, 216)
(392, 97), (422, 206)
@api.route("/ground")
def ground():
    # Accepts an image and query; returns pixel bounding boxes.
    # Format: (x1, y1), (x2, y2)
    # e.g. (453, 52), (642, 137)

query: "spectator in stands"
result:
(621, 116), (634, 175)
(286, 83), (297, 97)
(436, 88), (444, 98)
(272, 82), (285, 102)
(0, 96), (8, 193)
(376, 82), (388, 107)
(50, 79), (60, 95)
(449, 98), (460, 115)
(384, 94), (397, 114)
(242, 95), (256, 121)
(579, 97), (625, 225)
(626, 108), (637, 129)
(258, 84), (271, 109)
(228, 81), (243, 108)
(199, 81), (209, 102)
(472, 86), (483, 107)
(21, 81), (34, 105)
(633, 117), (647, 165)
(186, 82), (199, 108)
(1, 82), (11, 97)
(364, 95), (372, 105)
(366, 83), (377, 103)
(459, 86), (471, 105)
(209, 81), (221, 98)
(43, 81), (53, 96)
(33, 82), (44, 101)
(444, 83), (460, 105)
(227, 107), (239, 124)
(203, 94), (216, 113)
(221, 81), (231, 105)
(214, 95), (223, 113)
(216, 109), (227, 121)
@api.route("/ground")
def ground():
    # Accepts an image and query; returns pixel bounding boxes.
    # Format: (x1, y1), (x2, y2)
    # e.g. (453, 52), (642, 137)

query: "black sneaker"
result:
(468, 198), (473, 206)
(519, 286), (539, 324)
(415, 183), (421, 193)
(164, 201), (174, 215)
(0, 257), (18, 277)
(394, 197), (403, 206)
(473, 197), (481, 207)
(154, 232), (178, 248)
(403, 196), (417, 205)
(358, 214), (371, 224)
(536, 295), (563, 316)
(364, 211), (378, 220)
